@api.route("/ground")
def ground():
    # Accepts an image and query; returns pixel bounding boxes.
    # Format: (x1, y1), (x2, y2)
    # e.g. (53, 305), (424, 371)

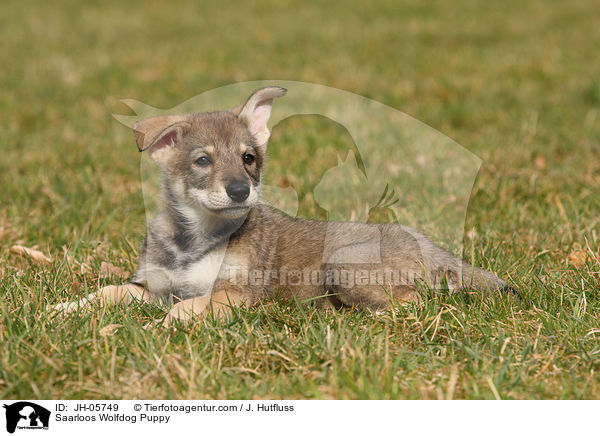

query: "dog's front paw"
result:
(48, 299), (92, 315)
(162, 295), (212, 327)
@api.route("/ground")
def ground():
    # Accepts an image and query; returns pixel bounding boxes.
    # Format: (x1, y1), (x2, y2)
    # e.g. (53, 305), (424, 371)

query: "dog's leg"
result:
(50, 283), (154, 314)
(164, 288), (247, 326)
(333, 282), (418, 311)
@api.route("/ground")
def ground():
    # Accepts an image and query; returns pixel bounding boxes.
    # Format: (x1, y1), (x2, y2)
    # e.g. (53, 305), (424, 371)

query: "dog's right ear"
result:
(133, 115), (190, 163)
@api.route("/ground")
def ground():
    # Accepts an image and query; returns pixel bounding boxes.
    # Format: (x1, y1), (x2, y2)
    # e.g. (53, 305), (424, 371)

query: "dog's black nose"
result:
(226, 181), (250, 203)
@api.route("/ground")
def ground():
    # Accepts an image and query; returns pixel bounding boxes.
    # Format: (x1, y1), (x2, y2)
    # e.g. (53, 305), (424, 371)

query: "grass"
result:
(1, 0), (599, 399)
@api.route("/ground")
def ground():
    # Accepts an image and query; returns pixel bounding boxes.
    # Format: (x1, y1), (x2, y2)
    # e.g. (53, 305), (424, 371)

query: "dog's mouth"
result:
(204, 204), (251, 218)
(205, 205), (249, 212)
(186, 188), (255, 219)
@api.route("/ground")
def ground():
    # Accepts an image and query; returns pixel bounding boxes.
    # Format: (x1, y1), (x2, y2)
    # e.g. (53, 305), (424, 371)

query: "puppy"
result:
(52, 87), (514, 324)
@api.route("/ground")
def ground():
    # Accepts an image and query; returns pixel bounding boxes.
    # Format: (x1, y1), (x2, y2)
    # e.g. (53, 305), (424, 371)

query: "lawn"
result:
(0, 0), (599, 399)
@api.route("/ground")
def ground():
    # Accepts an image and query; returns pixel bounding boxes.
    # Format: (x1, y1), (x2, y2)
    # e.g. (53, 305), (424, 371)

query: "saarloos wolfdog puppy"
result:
(52, 87), (515, 324)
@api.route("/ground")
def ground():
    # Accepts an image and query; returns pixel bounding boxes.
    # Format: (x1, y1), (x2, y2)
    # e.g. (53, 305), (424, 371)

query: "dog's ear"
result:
(234, 87), (286, 147)
(133, 115), (190, 163)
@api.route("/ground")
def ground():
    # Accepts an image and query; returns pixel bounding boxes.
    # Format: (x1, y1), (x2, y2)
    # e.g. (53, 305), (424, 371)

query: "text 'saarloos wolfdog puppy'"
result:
(52, 87), (515, 324)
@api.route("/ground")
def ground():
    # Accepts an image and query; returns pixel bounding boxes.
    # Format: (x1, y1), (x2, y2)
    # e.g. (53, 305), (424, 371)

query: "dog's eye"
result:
(243, 153), (255, 164)
(194, 156), (211, 167)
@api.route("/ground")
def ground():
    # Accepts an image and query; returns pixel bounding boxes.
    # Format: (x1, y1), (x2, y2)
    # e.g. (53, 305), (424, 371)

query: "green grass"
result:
(1, 0), (599, 399)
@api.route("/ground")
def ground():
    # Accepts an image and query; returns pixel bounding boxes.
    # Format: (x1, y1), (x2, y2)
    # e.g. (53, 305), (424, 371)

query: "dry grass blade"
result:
(567, 244), (588, 269)
(99, 324), (123, 337)
(486, 376), (502, 400)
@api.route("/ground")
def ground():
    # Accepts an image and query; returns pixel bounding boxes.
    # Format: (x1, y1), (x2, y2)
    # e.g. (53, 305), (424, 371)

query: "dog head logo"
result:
(2, 402), (50, 434)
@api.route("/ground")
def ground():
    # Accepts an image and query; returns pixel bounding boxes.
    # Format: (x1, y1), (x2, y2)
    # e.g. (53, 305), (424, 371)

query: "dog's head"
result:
(133, 87), (286, 219)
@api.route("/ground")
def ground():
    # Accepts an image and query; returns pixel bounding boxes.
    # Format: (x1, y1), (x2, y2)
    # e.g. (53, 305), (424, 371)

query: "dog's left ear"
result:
(234, 87), (287, 147)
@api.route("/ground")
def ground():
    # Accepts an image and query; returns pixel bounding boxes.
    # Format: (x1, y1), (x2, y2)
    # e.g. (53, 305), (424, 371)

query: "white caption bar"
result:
(0, 400), (597, 435)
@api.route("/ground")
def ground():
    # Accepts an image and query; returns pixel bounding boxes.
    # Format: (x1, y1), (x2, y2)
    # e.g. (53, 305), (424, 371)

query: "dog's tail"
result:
(414, 232), (517, 297)
(457, 259), (518, 296)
